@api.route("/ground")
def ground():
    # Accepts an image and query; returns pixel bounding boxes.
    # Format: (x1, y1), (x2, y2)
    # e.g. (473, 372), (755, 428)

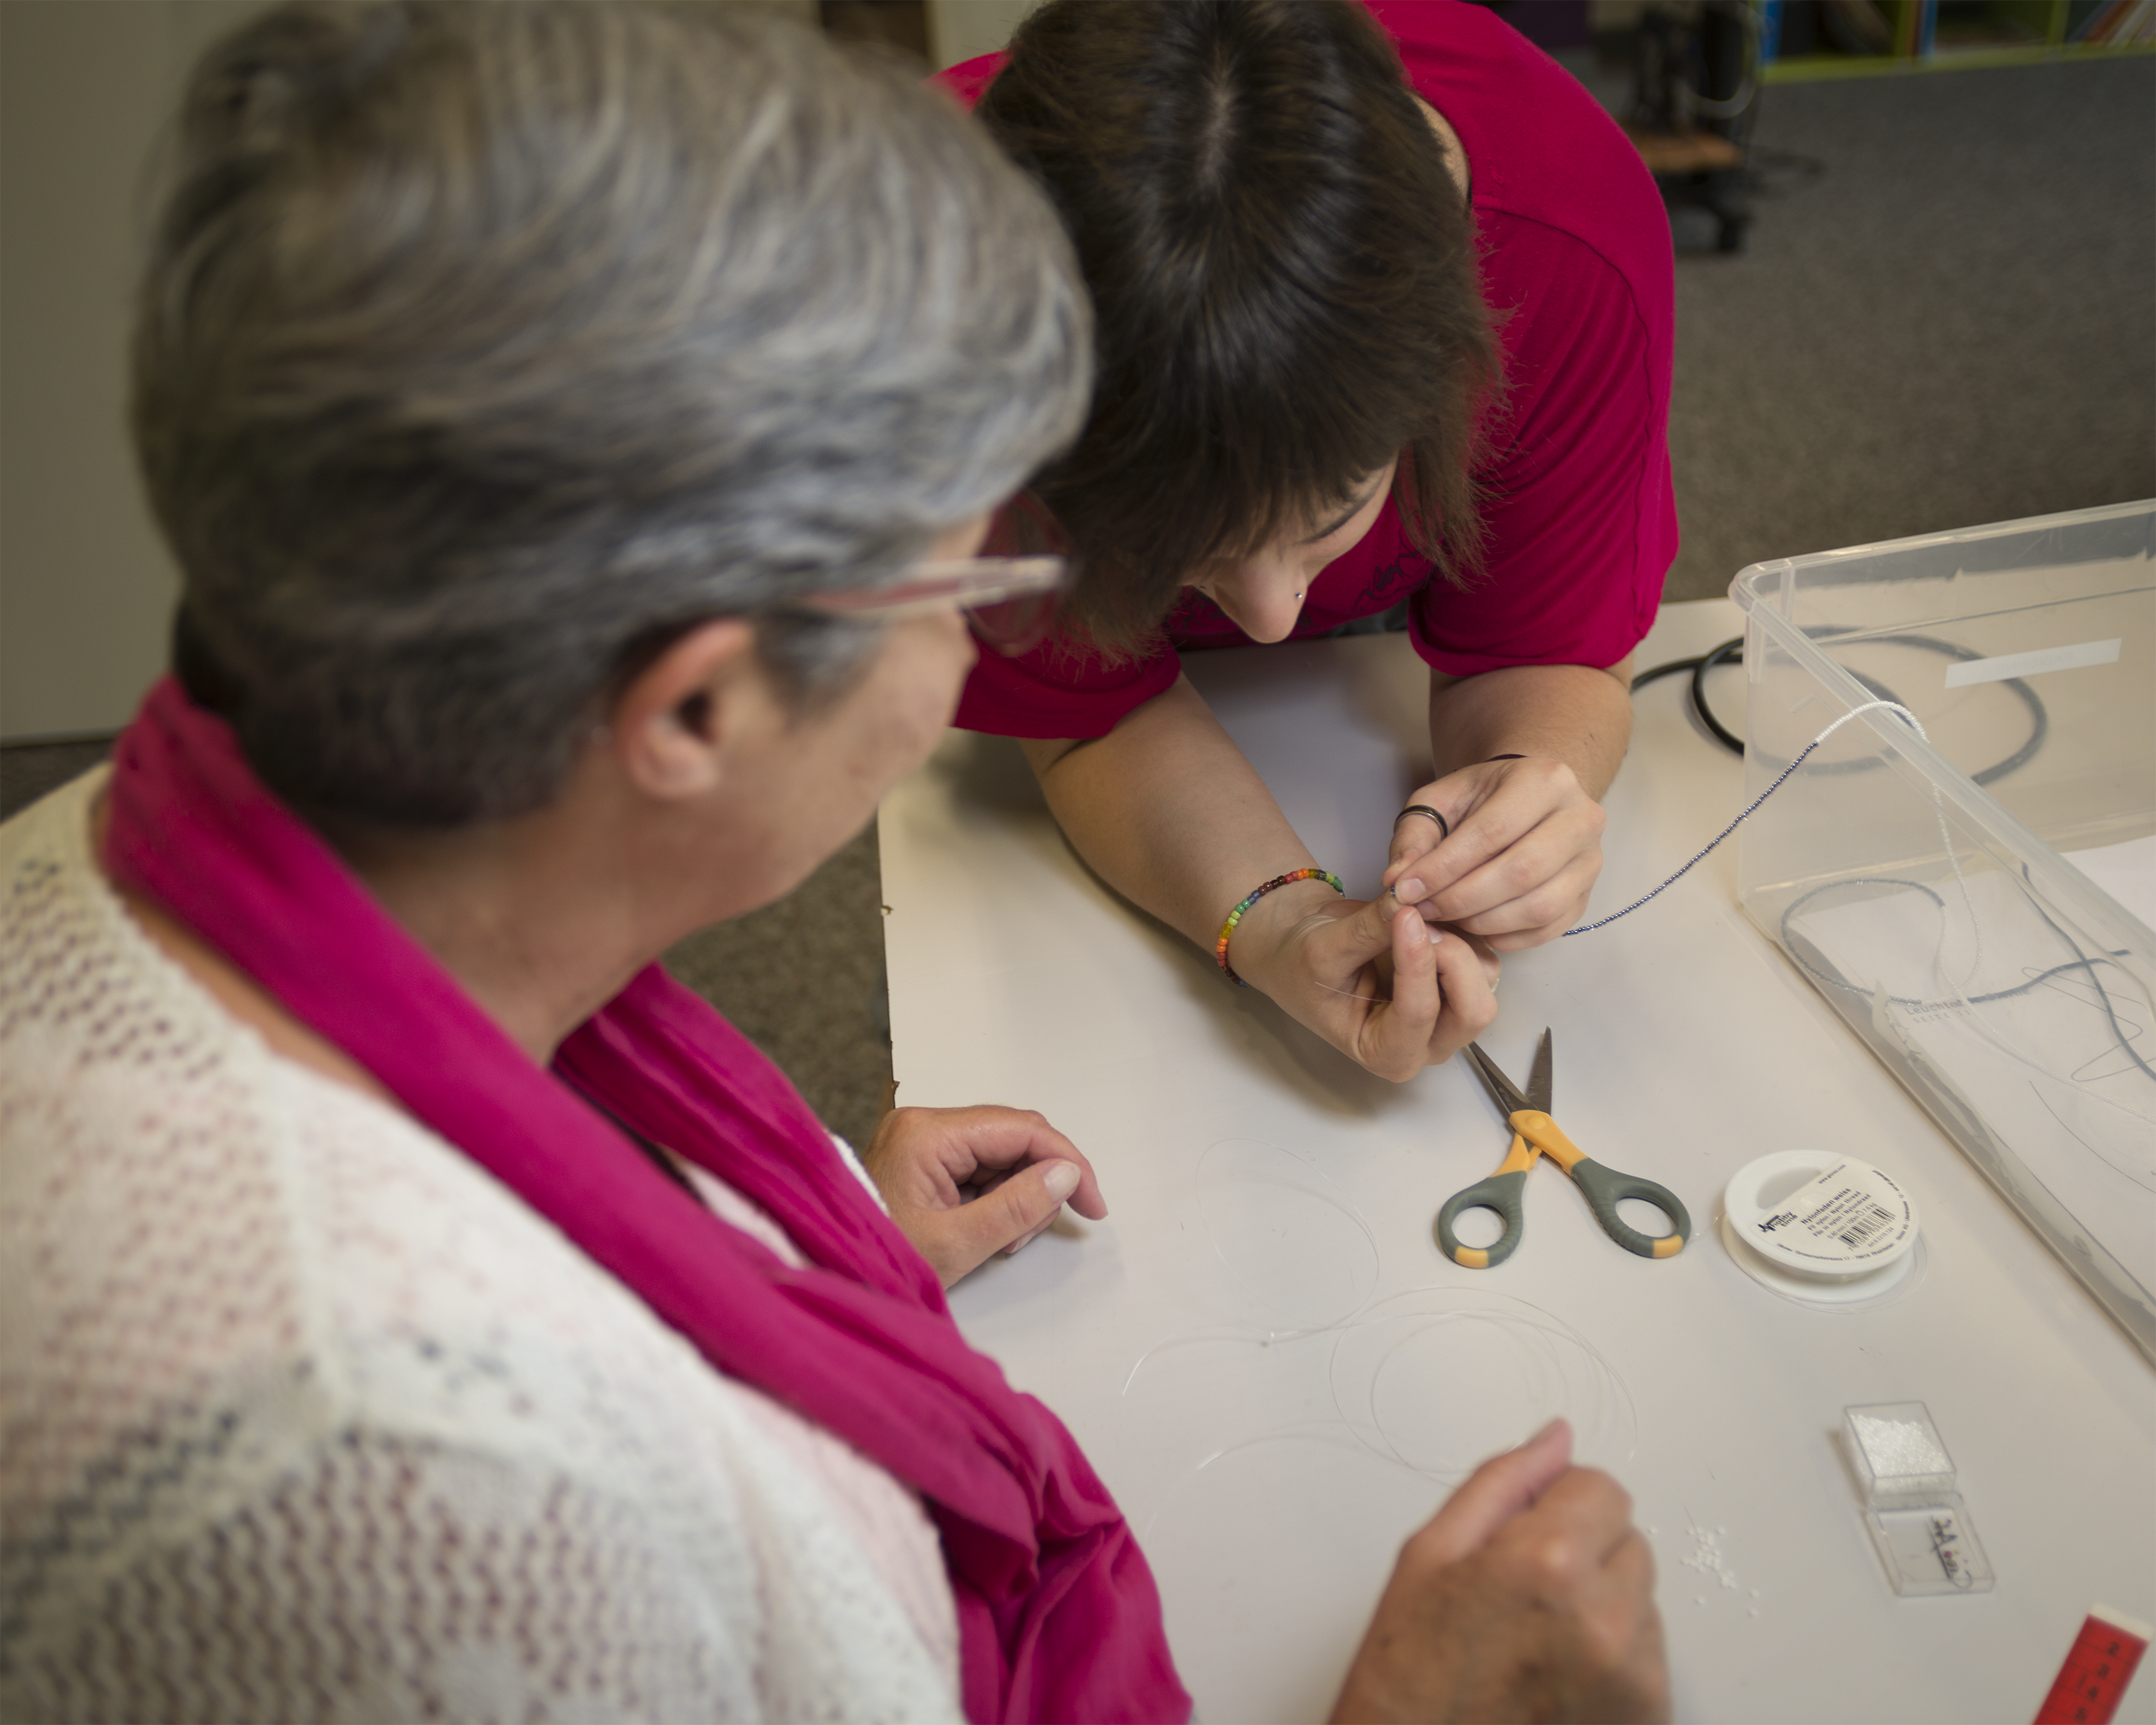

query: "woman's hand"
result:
(1331, 1419), (1670, 1725)
(1383, 754), (1607, 951)
(1232, 882), (1500, 1083)
(860, 1104), (1107, 1288)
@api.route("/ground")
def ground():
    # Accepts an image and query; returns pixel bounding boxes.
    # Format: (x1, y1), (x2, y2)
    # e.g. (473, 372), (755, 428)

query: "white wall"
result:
(925, 0), (1041, 70)
(0, 0), (818, 742)
(0, 1), (262, 739)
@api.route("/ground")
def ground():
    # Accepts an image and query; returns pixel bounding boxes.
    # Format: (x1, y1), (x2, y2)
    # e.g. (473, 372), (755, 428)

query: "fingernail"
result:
(1043, 1161), (1081, 1202)
(1397, 877), (1425, 901)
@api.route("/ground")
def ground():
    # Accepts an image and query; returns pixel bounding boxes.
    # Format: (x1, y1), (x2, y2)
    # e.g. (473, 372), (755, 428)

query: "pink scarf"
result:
(103, 675), (1189, 1725)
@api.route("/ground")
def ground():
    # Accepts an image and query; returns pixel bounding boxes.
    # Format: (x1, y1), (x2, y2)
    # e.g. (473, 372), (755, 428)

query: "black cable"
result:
(1630, 630), (2046, 785)
(1689, 636), (1746, 752)
(1805, 630), (2049, 786)
(1627, 654), (1704, 691)
(1628, 635), (1743, 752)
(1628, 633), (2147, 1092)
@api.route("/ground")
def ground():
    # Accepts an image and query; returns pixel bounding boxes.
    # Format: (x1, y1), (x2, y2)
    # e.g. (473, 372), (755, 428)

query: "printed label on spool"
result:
(1738, 1158), (1915, 1272)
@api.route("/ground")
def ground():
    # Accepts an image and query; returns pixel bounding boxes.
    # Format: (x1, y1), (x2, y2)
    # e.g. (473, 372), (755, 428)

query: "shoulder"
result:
(1479, 208), (1670, 377)
(1365, 2), (1669, 303)
(1464, 208), (1670, 507)
(0, 779), (959, 1721)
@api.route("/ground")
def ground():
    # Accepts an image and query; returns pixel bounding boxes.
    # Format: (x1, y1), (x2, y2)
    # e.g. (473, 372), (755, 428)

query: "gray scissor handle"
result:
(1435, 1167), (1529, 1269)
(1569, 1159), (1691, 1260)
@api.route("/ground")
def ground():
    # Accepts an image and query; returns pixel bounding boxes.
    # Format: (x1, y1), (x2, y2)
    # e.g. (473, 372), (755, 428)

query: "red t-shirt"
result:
(941, 0), (1678, 739)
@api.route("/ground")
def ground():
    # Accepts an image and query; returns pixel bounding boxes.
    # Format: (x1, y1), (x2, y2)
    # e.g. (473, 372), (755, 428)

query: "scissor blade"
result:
(1527, 1028), (1554, 1113)
(1462, 1042), (1528, 1117)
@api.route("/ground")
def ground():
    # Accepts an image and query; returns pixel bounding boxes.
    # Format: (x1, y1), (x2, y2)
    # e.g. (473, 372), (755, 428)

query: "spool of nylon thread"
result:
(1720, 1151), (1921, 1306)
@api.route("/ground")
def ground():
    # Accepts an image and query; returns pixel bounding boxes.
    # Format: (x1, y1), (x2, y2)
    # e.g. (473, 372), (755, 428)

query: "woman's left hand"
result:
(1382, 754), (1607, 951)
(861, 1104), (1108, 1288)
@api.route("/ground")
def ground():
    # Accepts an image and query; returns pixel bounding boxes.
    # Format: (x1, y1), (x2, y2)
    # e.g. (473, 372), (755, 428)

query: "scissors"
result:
(1437, 1029), (1691, 1269)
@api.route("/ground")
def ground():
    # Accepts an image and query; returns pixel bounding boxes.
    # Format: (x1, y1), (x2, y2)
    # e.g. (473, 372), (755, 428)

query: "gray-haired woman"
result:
(0, 5), (1665, 1721)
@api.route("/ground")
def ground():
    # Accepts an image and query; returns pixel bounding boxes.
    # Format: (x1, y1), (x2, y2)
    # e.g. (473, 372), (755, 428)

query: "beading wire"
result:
(1561, 700), (1923, 936)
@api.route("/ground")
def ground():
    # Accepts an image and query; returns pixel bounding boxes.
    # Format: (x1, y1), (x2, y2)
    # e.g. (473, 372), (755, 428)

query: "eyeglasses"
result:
(788, 556), (1068, 656)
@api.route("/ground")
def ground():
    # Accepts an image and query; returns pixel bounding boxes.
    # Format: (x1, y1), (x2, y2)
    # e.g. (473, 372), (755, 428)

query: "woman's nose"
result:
(1207, 554), (1307, 643)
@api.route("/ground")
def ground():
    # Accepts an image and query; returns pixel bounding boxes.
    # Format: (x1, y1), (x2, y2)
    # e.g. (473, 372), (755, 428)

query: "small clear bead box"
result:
(1844, 1401), (1995, 1596)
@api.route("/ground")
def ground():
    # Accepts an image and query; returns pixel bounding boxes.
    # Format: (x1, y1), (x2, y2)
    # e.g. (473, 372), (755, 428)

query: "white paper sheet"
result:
(2064, 831), (2156, 931)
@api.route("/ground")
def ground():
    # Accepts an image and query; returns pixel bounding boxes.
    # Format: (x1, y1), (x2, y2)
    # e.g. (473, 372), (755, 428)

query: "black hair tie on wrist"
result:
(1393, 804), (1450, 840)
(1482, 753), (1526, 763)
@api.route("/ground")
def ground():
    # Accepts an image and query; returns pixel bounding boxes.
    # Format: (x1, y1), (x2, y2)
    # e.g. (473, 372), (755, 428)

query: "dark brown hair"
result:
(976, 0), (1501, 650)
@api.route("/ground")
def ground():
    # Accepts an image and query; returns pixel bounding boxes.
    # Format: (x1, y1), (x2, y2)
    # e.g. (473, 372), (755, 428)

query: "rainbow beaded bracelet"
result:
(1215, 867), (1346, 986)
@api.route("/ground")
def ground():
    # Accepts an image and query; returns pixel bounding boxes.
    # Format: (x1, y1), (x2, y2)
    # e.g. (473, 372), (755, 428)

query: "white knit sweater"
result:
(0, 770), (962, 1723)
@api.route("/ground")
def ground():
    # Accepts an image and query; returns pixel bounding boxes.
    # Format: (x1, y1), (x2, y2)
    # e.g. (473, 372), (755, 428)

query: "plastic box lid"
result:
(1731, 501), (2155, 1361)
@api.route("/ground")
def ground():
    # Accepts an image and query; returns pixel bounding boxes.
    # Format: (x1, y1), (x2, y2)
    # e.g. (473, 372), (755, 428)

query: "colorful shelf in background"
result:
(1757, 0), (2155, 81)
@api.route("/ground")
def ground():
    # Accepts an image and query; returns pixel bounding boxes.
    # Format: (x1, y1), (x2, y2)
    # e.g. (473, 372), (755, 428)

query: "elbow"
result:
(1018, 735), (1084, 780)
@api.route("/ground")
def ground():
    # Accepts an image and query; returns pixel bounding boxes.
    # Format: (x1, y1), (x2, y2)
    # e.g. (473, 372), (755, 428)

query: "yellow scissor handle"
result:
(1441, 1112), (1693, 1267)
(1511, 1110), (1691, 1260)
(1510, 1110), (1585, 1171)
(1492, 1129), (1540, 1177)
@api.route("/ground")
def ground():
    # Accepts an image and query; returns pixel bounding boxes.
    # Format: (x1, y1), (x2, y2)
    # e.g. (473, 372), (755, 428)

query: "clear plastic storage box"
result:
(1732, 502), (2156, 1361)
(1842, 1402), (1994, 1596)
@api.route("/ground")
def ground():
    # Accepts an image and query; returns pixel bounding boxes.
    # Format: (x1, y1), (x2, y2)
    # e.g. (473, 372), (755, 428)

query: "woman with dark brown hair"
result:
(0, 6), (1671, 1720)
(941, 0), (1678, 1082)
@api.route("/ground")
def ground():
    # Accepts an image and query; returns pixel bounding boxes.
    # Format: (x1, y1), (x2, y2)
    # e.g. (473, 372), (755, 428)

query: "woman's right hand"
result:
(1231, 880), (1499, 1082)
(1022, 676), (1500, 1083)
(1331, 1420), (1670, 1724)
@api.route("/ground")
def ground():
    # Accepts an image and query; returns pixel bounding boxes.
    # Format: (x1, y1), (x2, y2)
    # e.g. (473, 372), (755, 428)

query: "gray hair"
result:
(133, 1), (1091, 826)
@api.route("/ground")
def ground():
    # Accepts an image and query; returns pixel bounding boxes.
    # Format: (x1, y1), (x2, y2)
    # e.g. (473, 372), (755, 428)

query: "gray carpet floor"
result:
(1662, 52), (2154, 602)
(6, 50), (2150, 1146)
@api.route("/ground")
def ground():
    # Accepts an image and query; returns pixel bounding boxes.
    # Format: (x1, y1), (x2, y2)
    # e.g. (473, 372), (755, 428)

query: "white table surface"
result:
(878, 599), (2156, 1725)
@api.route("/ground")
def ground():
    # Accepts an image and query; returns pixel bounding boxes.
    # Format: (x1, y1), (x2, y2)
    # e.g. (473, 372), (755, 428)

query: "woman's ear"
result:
(606, 618), (760, 800)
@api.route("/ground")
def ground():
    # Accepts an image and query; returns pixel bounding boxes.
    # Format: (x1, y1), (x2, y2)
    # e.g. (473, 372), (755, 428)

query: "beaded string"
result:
(1295, 700), (1996, 1012)
(1218, 702), (1935, 994)
(1563, 699), (1927, 936)
(1217, 868), (1345, 985)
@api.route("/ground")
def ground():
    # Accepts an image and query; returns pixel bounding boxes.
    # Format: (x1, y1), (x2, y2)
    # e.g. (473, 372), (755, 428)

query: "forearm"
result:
(1020, 675), (1336, 959)
(1427, 659), (1634, 799)
(1024, 674), (1500, 1078)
